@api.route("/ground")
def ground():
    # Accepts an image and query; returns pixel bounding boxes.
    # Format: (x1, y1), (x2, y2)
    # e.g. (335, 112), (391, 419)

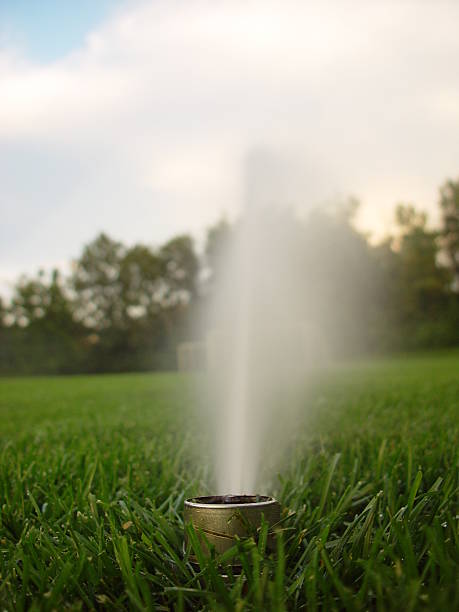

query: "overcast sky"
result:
(1, 0), (459, 292)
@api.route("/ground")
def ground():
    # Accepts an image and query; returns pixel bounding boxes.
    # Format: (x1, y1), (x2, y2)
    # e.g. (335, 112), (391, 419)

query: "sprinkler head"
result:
(184, 495), (280, 561)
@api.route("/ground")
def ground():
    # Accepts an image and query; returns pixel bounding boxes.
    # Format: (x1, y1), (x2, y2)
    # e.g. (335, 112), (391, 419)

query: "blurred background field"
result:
(1, 350), (457, 609)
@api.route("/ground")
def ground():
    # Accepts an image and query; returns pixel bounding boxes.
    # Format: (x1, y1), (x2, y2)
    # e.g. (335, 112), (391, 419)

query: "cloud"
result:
(1, 0), (459, 288)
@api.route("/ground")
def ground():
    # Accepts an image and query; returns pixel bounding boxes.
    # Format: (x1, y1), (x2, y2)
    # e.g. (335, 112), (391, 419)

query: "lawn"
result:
(0, 351), (458, 610)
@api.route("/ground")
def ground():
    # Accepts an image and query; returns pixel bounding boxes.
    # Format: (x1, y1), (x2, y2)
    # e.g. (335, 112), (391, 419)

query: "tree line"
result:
(1, 178), (458, 375)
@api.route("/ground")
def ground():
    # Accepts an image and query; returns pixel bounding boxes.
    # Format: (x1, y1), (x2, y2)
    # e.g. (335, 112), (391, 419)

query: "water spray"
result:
(185, 152), (311, 564)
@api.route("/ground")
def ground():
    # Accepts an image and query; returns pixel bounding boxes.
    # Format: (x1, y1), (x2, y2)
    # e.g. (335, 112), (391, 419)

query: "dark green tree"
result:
(69, 232), (199, 372)
(388, 204), (452, 347)
(159, 235), (199, 305)
(439, 178), (459, 288)
(4, 270), (83, 374)
(71, 233), (126, 331)
(157, 235), (199, 362)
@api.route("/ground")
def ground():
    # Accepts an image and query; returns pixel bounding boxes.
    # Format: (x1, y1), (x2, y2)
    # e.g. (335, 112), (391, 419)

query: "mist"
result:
(195, 149), (374, 494)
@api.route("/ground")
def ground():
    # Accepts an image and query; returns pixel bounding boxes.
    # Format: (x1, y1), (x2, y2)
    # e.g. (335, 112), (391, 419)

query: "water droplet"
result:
(441, 521), (447, 528)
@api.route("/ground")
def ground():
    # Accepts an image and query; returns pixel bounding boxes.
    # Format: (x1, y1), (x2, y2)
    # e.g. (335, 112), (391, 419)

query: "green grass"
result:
(0, 351), (458, 610)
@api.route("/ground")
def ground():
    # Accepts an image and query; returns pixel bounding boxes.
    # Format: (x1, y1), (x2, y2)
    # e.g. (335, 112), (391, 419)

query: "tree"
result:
(394, 204), (447, 314)
(5, 269), (84, 374)
(388, 204), (453, 347)
(300, 200), (383, 355)
(118, 244), (170, 371)
(439, 178), (459, 289)
(71, 233), (126, 330)
(159, 235), (199, 306)
(157, 235), (199, 361)
(120, 245), (163, 318)
(69, 232), (199, 372)
(71, 234), (160, 371)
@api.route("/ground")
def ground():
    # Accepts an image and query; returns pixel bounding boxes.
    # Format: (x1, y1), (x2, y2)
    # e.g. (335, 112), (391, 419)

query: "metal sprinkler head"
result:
(184, 495), (280, 562)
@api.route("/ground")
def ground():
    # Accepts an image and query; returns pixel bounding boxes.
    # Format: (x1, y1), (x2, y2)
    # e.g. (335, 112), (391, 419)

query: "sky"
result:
(1, 0), (459, 293)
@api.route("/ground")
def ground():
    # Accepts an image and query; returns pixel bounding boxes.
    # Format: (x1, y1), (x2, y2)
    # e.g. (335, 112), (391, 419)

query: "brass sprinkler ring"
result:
(184, 495), (281, 560)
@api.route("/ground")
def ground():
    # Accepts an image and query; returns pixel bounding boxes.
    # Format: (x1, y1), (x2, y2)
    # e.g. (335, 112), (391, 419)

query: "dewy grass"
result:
(0, 351), (458, 610)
